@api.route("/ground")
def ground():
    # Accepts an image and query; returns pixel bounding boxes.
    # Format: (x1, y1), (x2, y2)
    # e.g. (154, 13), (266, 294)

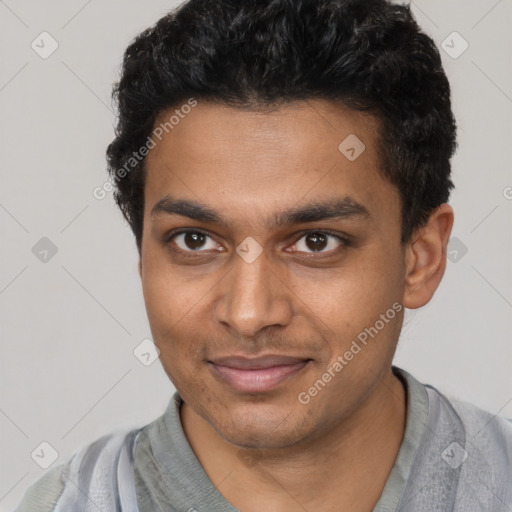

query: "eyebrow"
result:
(151, 195), (369, 229)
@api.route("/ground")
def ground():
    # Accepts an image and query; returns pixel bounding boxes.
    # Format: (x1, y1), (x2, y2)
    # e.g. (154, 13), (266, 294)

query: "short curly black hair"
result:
(106, 0), (456, 253)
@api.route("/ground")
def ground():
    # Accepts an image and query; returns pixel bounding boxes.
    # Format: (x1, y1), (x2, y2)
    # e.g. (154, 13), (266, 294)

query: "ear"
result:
(138, 259), (142, 279)
(402, 203), (454, 309)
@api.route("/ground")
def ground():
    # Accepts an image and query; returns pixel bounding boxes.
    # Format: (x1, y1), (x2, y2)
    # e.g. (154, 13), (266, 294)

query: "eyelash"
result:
(162, 228), (352, 258)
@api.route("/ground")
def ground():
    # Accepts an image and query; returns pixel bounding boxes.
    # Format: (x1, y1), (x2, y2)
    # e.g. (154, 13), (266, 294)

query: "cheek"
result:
(140, 261), (215, 374)
(141, 250), (199, 330)
(319, 254), (400, 309)
(303, 248), (404, 352)
(141, 264), (188, 362)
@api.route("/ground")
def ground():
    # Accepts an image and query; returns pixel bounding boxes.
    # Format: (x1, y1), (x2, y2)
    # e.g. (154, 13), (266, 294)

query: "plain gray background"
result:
(1, 0), (511, 509)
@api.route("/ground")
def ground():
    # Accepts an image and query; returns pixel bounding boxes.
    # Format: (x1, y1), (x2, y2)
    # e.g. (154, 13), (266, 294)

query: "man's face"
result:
(140, 99), (407, 449)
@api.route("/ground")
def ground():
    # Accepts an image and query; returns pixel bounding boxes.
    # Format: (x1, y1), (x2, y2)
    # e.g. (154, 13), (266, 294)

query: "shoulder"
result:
(436, 389), (512, 451)
(12, 428), (140, 512)
(426, 385), (512, 508)
(10, 460), (69, 512)
(452, 394), (512, 469)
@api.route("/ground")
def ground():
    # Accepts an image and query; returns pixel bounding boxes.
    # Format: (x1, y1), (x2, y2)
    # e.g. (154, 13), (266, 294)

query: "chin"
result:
(210, 399), (313, 450)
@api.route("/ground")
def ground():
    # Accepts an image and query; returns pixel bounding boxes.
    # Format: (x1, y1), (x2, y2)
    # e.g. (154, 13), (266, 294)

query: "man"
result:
(13, 0), (512, 511)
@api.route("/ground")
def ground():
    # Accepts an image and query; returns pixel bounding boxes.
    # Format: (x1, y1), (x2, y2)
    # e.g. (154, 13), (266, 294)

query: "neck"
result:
(181, 368), (407, 512)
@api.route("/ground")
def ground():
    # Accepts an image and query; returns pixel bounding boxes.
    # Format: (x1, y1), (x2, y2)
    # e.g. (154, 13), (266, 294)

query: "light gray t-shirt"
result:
(12, 366), (512, 511)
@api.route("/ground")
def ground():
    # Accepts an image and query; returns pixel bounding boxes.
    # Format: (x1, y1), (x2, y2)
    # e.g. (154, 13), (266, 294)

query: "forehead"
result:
(143, 99), (399, 231)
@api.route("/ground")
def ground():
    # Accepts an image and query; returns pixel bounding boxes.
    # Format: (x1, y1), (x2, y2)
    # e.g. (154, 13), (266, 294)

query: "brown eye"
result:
(170, 231), (219, 252)
(183, 232), (207, 250)
(291, 231), (346, 254)
(304, 232), (328, 252)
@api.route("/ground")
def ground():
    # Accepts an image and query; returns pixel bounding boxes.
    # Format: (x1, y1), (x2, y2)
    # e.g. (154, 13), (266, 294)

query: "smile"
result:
(208, 355), (311, 393)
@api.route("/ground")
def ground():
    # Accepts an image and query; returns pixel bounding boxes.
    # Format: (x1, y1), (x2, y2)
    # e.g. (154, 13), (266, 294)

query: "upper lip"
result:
(209, 355), (310, 370)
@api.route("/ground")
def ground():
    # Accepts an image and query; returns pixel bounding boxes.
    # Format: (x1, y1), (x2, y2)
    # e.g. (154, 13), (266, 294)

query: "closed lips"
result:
(208, 355), (312, 393)
(209, 355), (311, 369)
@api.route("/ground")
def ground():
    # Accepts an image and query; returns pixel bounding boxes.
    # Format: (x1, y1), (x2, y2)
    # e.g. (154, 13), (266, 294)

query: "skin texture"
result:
(138, 99), (454, 511)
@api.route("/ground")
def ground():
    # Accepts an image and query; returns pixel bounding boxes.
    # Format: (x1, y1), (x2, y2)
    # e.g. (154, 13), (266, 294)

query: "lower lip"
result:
(209, 361), (310, 393)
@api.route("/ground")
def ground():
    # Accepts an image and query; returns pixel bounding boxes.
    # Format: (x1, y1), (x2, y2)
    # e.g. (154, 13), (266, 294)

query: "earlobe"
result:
(402, 203), (454, 309)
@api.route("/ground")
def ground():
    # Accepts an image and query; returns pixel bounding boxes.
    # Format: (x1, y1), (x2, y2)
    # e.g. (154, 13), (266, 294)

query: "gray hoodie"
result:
(12, 366), (512, 511)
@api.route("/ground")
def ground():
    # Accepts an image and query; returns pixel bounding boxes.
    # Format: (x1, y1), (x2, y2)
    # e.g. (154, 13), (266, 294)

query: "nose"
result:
(214, 249), (293, 338)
